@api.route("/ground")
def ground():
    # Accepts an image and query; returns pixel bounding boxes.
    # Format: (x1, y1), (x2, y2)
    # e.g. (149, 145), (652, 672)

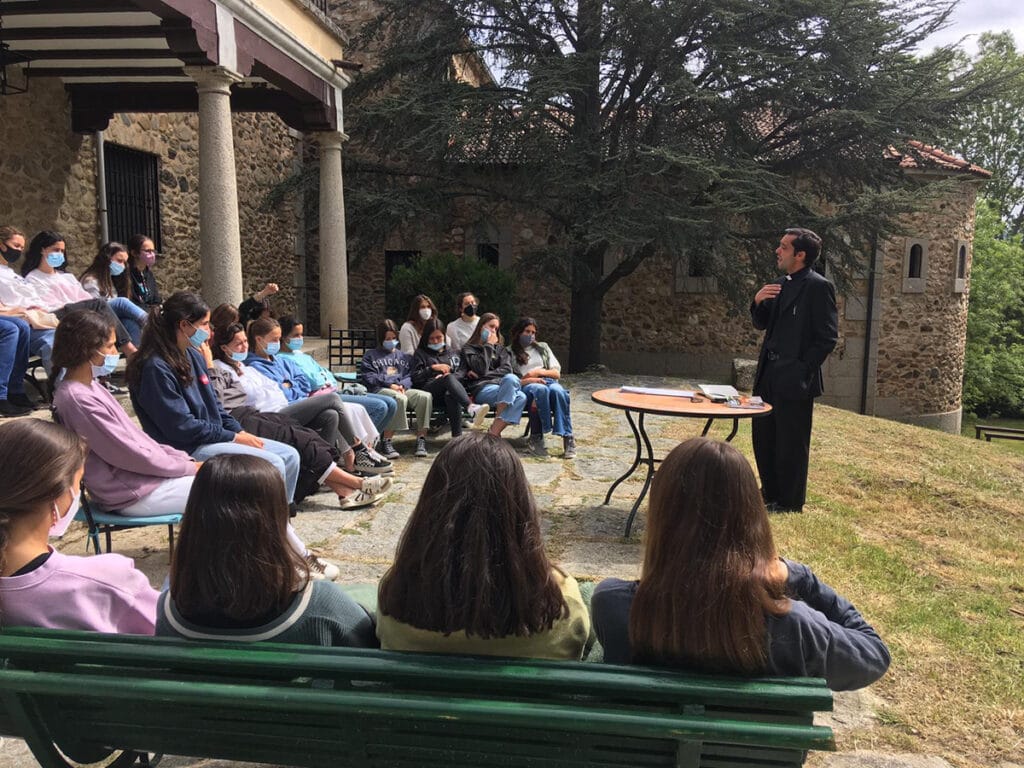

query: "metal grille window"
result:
(105, 144), (162, 251)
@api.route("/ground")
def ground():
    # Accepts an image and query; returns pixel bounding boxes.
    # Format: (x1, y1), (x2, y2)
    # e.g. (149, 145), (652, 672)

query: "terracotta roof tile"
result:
(885, 140), (991, 178)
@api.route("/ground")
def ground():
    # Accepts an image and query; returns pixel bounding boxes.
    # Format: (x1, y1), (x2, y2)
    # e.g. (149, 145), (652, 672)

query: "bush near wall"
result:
(385, 252), (519, 328)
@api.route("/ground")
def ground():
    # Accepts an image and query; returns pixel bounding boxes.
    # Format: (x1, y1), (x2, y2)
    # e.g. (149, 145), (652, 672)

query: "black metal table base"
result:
(603, 411), (740, 537)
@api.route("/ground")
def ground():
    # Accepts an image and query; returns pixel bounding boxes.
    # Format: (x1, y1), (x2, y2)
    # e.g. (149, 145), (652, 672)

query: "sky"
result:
(920, 0), (1024, 54)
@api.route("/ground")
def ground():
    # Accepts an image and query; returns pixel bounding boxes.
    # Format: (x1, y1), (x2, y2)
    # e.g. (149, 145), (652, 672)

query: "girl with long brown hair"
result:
(376, 432), (590, 659)
(458, 313), (527, 438)
(157, 455), (377, 645)
(591, 437), (890, 690)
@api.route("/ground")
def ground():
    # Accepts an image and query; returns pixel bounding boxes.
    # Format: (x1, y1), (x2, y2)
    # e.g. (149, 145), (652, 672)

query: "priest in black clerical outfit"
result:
(750, 228), (838, 513)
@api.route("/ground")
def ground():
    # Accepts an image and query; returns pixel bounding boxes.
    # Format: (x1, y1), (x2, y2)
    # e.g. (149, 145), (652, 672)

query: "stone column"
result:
(317, 130), (349, 332)
(186, 66), (244, 307)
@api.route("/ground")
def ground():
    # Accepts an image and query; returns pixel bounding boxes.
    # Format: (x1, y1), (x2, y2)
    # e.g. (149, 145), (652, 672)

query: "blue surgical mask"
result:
(46, 251), (65, 268)
(287, 338), (304, 351)
(109, 261), (126, 277)
(383, 340), (398, 352)
(231, 351), (248, 363)
(480, 328), (491, 344)
(187, 323), (209, 349)
(427, 342), (445, 352)
(519, 334), (535, 347)
(91, 353), (120, 379)
(265, 341), (281, 356)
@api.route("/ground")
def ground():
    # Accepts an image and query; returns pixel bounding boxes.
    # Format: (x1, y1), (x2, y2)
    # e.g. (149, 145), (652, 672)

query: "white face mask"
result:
(418, 308), (432, 321)
(49, 489), (80, 538)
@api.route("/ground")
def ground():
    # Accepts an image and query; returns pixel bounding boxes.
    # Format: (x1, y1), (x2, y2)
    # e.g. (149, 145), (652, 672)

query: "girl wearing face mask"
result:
(54, 308), (339, 581)
(125, 292), (305, 500)
(399, 294), (446, 354)
(360, 320), (433, 458)
(275, 314), (399, 448)
(50, 309), (198, 517)
(246, 317), (393, 477)
(79, 242), (149, 346)
(458, 313), (527, 438)
(508, 317), (576, 459)
(13, 231), (138, 367)
(127, 234), (162, 309)
(412, 318), (488, 438)
(445, 292), (480, 354)
(0, 418), (159, 633)
(208, 322), (391, 510)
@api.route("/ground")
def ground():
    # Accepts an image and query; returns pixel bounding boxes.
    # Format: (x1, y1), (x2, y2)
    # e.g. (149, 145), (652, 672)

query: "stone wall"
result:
(0, 77), (301, 314)
(0, 78), (98, 262)
(342, 180), (979, 433)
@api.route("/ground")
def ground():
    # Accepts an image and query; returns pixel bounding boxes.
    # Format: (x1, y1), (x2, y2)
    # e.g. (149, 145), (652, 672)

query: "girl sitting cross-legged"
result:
(157, 454), (378, 647)
(208, 321), (391, 510)
(376, 432), (590, 660)
(246, 316), (392, 476)
(458, 313), (527, 439)
(508, 316), (576, 459)
(590, 437), (891, 691)
(411, 318), (488, 439)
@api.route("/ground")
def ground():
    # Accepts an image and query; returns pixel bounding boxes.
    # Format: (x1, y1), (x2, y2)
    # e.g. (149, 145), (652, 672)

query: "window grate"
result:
(105, 144), (162, 251)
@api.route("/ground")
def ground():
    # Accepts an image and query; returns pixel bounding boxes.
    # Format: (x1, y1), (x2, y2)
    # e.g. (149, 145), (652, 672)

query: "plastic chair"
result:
(75, 488), (181, 558)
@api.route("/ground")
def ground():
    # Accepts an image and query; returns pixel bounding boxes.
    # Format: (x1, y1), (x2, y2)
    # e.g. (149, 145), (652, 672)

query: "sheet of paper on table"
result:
(698, 384), (740, 398)
(620, 385), (697, 398)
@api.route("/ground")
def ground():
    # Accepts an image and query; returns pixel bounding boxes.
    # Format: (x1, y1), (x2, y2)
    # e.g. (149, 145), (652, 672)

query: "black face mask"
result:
(1, 247), (21, 264)
(464, 304), (477, 317)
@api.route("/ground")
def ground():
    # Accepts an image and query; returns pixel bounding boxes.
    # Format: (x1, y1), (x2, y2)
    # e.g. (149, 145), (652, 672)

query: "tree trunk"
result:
(568, 287), (604, 373)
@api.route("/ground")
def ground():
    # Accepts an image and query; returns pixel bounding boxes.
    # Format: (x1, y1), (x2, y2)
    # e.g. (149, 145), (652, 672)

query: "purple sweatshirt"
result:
(53, 379), (197, 510)
(0, 549), (158, 634)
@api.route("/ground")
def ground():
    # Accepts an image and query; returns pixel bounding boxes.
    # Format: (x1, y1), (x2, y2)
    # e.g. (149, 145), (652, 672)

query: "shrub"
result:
(385, 252), (519, 326)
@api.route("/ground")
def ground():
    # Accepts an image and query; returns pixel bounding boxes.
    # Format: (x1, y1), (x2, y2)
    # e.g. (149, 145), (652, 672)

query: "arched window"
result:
(908, 244), (923, 279)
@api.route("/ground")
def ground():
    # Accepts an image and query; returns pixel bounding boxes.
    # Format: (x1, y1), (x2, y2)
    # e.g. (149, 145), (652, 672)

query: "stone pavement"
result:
(0, 357), (962, 768)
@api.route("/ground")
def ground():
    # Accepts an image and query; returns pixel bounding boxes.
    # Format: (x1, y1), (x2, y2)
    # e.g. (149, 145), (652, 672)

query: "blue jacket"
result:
(246, 353), (313, 402)
(129, 347), (242, 454)
(359, 347), (413, 392)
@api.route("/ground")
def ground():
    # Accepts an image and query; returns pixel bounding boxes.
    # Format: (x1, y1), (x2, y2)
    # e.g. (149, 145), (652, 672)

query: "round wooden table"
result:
(591, 388), (772, 536)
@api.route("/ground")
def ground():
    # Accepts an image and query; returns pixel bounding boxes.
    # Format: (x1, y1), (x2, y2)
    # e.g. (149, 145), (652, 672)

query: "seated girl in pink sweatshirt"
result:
(0, 418), (158, 633)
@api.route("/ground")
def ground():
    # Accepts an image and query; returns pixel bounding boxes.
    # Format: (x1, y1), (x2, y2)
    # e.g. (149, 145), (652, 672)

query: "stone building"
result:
(0, 0), (352, 331)
(0, 2), (987, 433)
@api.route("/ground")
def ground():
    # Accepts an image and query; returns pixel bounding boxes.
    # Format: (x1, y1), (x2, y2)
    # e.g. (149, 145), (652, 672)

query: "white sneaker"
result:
(305, 553), (340, 581)
(469, 403), (490, 429)
(414, 436), (428, 457)
(361, 475), (393, 496)
(339, 489), (382, 510)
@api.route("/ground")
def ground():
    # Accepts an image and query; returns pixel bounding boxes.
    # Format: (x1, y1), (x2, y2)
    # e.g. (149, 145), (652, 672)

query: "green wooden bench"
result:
(974, 424), (1024, 442)
(0, 627), (835, 768)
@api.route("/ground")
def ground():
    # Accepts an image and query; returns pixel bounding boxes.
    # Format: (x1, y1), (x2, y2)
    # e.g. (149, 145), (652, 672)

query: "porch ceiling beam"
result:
(10, 49), (174, 60)
(27, 66), (184, 77)
(0, 0), (139, 12)
(0, 26), (167, 40)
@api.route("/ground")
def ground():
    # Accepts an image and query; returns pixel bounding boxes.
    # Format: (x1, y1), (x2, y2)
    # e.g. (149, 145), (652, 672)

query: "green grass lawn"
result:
(657, 407), (1024, 766)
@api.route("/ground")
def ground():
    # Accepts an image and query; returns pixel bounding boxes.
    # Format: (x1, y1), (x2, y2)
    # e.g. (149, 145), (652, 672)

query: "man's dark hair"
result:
(784, 228), (822, 267)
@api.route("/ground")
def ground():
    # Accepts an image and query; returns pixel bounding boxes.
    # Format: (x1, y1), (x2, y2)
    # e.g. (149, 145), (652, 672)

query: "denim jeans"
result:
(191, 438), (300, 503)
(108, 296), (147, 346)
(0, 316), (30, 398)
(474, 373), (527, 424)
(29, 328), (56, 374)
(523, 380), (573, 436)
